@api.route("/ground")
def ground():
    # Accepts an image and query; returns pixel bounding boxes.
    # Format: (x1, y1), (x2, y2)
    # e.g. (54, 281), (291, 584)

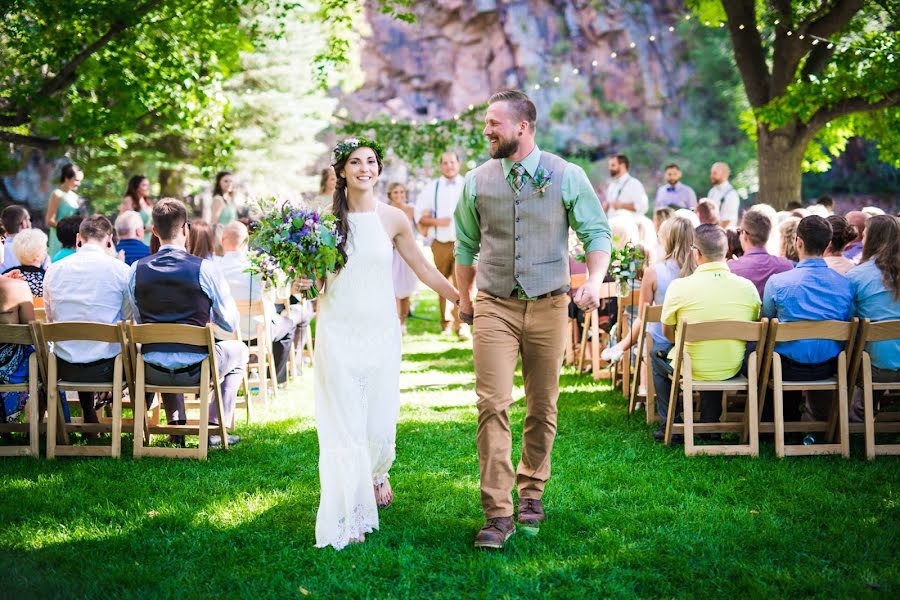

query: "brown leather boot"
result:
(473, 517), (515, 549)
(518, 498), (545, 527)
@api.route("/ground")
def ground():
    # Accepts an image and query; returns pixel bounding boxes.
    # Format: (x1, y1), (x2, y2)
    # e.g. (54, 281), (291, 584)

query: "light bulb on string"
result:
(611, 51), (617, 58)
(591, 60), (598, 67)
(668, 26), (675, 32)
(787, 30), (793, 36)
(629, 42), (636, 48)
(649, 35), (656, 41)
(533, 83), (541, 90)
(553, 76), (560, 83)
(572, 68), (579, 74)
(799, 34), (805, 40)
(739, 24), (745, 30)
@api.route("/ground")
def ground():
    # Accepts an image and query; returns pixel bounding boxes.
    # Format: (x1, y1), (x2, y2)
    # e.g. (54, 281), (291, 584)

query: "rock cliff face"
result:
(343, 0), (692, 155)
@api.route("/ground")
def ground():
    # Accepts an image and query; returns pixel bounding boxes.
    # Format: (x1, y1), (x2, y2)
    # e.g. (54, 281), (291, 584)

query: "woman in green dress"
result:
(211, 171), (237, 226)
(46, 163), (82, 259)
(119, 175), (153, 245)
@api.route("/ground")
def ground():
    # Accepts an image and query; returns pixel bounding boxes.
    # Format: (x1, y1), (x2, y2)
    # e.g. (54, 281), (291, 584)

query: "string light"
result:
(533, 83), (540, 90)
(611, 51), (617, 58)
(629, 41), (636, 48)
(668, 26), (675, 32)
(739, 24), (745, 30)
(648, 35), (656, 41)
(572, 67), (579, 74)
(591, 60), (598, 66)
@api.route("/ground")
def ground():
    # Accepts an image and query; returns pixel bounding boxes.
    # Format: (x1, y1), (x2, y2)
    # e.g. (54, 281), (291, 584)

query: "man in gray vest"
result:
(455, 90), (612, 549)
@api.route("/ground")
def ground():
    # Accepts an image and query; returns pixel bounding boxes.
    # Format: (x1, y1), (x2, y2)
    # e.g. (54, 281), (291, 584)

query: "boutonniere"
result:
(533, 168), (553, 196)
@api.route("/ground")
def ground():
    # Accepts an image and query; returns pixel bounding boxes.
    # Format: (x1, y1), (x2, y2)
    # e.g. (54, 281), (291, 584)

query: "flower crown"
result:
(331, 137), (384, 165)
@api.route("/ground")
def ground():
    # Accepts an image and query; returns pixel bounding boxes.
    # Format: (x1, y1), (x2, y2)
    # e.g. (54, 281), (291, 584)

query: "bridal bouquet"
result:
(248, 199), (344, 299)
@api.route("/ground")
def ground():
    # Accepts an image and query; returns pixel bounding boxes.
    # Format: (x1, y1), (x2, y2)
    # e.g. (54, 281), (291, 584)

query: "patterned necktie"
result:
(509, 162), (525, 195)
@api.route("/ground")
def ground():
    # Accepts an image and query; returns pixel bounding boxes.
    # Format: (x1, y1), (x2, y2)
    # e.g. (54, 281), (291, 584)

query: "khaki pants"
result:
(431, 241), (460, 331)
(473, 290), (569, 518)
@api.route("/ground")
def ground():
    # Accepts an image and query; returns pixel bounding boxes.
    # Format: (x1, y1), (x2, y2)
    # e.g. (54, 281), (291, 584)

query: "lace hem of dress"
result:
(315, 503), (379, 551)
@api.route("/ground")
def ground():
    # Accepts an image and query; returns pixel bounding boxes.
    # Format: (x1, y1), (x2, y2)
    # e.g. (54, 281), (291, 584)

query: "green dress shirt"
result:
(454, 146), (612, 266)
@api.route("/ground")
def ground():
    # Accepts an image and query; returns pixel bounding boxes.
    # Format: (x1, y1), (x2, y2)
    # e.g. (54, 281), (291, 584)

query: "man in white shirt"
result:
(605, 154), (648, 218)
(215, 222), (301, 384)
(43, 215), (131, 425)
(707, 162), (741, 228)
(1, 205), (32, 272)
(416, 151), (466, 337)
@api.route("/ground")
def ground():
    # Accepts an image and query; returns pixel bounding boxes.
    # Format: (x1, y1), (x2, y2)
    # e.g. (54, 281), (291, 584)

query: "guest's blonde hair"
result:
(659, 216), (697, 278)
(221, 221), (249, 248)
(779, 217), (801, 262)
(12, 228), (48, 266)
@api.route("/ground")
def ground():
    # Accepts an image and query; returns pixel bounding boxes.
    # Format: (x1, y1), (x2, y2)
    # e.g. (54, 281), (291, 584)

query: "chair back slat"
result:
(620, 289), (641, 307)
(598, 282), (617, 299)
(32, 297), (45, 309)
(235, 299), (267, 317)
(128, 323), (212, 347)
(681, 319), (766, 344)
(644, 304), (663, 323)
(40, 322), (122, 344)
(864, 319), (900, 342)
(773, 319), (855, 342)
(0, 323), (36, 345)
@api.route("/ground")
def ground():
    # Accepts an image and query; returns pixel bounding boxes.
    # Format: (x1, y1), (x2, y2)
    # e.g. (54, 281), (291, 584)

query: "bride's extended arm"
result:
(389, 208), (459, 304)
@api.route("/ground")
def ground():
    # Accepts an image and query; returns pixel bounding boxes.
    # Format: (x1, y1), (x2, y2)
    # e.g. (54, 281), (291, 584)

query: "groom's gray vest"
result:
(472, 151), (570, 298)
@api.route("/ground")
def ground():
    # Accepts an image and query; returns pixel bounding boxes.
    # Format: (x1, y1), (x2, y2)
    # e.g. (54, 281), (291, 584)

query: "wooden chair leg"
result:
(198, 361), (210, 460)
(838, 354), (850, 458)
(28, 356), (39, 458)
(773, 355), (786, 459)
(682, 358), (695, 456)
(628, 333), (644, 415)
(46, 357), (59, 460)
(111, 357), (123, 459)
(133, 360), (146, 458)
(577, 310), (591, 372)
(591, 309), (600, 381)
(863, 355), (876, 460)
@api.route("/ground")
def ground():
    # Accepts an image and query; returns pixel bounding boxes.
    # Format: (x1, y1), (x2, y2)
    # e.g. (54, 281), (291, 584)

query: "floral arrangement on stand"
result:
(608, 242), (645, 297)
(247, 199), (345, 299)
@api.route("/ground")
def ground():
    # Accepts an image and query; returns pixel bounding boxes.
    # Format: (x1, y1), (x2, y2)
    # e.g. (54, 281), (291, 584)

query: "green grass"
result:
(1, 293), (898, 598)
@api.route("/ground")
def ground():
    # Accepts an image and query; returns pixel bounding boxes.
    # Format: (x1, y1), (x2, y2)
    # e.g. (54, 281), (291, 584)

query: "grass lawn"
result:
(1, 292), (898, 598)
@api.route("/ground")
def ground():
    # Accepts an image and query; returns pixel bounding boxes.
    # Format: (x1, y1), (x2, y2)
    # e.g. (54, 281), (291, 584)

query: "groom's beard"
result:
(489, 137), (519, 159)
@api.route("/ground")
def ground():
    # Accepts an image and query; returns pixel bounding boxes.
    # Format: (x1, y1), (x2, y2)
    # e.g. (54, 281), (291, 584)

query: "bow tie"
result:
(666, 186), (677, 192)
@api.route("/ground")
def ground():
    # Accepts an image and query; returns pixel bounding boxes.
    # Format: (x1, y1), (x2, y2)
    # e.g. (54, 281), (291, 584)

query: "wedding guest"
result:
(707, 162), (740, 228)
(51, 215), (82, 262)
(387, 182), (419, 334)
(823, 215), (858, 275)
(779, 217), (801, 263)
(762, 216), (853, 423)
(216, 221), (297, 384)
(695, 199), (719, 226)
(119, 175), (153, 245)
(46, 163), (83, 258)
(746, 203), (781, 256)
(654, 163), (697, 210)
(43, 216), (131, 427)
(728, 210), (793, 298)
(843, 211), (869, 262)
(128, 198), (248, 447)
(817, 195), (835, 215)
(847, 215), (900, 385)
(311, 166), (337, 211)
(674, 207), (700, 228)
(416, 151), (466, 338)
(1, 205), (32, 271)
(862, 206), (885, 217)
(187, 218), (215, 259)
(602, 216), (697, 363)
(652, 224), (761, 440)
(0, 272), (35, 424)
(114, 210), (151, 266)
(653, 207), (674, 232)
(211, 171), (237, 226)
(726, 229), (743, 260)
(605, 154), (648, 218)
(3, 229), (48, 297)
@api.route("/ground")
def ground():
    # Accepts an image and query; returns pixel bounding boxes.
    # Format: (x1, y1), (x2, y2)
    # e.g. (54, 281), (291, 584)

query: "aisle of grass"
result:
(0, 292), (898, 598)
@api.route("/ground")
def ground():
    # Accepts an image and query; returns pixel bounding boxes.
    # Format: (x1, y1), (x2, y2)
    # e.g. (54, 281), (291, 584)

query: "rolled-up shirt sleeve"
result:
(200, 259), (240, 333)
(562, 164), (612, 255)
(453, 172), (481, 266)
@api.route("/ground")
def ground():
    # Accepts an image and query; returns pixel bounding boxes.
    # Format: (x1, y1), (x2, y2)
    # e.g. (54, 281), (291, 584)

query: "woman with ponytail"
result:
(46, 163), (82, 258)
(313, 138), (459, 550)
(823, 215), (857, 275)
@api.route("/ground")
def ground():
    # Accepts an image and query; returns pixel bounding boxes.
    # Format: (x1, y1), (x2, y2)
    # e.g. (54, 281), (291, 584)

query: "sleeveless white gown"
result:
(313, 204), (401, 550)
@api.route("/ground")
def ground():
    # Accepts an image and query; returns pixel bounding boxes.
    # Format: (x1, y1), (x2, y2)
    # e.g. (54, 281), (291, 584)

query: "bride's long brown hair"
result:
(331, 144), (384, 273)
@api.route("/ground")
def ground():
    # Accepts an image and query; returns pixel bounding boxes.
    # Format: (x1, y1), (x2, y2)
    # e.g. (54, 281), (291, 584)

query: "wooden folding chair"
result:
(613, 287), (641, 398)
(664, 318), (768, 456)
(758, 319), (856, 458)
(847, 319), (900, 459)
(577, 281), (617, 380)
(128, 323), (228, 460)
(236, 299), (279, 402)
(42, 322), (128, 459)
(628, 304), (663, 423)
(0, 324), (41, 457)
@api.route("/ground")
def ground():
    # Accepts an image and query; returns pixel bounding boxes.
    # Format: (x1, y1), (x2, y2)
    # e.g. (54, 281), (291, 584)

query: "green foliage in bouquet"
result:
(609, 242), (645, 284)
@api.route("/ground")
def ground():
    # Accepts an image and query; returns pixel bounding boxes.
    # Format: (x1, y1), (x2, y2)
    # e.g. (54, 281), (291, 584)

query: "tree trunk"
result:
(756, 124), (806, 210)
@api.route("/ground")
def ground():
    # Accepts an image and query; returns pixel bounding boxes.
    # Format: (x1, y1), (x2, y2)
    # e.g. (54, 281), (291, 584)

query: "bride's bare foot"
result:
(374, 478), (394, 509)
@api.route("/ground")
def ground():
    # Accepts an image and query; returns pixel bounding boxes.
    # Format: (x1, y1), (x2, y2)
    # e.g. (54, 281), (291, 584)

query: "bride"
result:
(314, 138), (459, 550)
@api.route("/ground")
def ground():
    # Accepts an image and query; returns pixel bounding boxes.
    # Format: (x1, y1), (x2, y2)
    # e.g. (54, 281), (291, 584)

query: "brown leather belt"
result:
(509, 286), (569, 300)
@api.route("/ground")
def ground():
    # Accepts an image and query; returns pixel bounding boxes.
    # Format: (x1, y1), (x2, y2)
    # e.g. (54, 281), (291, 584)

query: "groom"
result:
(455, 90), (612, 549)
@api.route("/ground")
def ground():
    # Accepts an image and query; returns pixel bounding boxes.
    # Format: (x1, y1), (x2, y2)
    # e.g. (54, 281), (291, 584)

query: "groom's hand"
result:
(573, 281), (601, 312)
(459, 298), (474, 325)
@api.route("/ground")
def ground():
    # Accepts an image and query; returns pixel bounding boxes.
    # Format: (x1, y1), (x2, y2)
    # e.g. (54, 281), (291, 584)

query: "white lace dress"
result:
(313, 204), (401, 550)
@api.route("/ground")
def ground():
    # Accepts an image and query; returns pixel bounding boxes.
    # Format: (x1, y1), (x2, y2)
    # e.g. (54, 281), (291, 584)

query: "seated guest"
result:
(2, 229), (48, 297)
(0, 272), (35, 423)
(778, 217), (800, 263)
(725, 229), (743, 260)
(215, 222), (299, 384)
(746, 203), (780, 256)
(695, 199), (719, 226)
(823, 215), (857, 275)
(652, 225), (761, 440)
(842, 211), (869, 262)
(187, 218), (215, 260)
(114, 211), (151, 266)
(762, 216), (853, 423)
(728, 210), (793, 298)
(847, 215), (900, 384)
(51, 216), (83, 262)
(817, 195), (834, 215)
(1, 205), (32, 271)
(43, 216), (131, 426)
(653, 207), (673, 232)
(128, 199), (248, 447)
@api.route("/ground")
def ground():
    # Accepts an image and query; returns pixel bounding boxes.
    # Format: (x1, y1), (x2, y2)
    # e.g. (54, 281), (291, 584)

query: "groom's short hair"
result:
(489, 90), (537, 132)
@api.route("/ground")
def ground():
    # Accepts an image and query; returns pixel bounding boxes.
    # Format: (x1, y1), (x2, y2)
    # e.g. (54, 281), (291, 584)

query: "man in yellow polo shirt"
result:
(651, 224), (761, 441)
